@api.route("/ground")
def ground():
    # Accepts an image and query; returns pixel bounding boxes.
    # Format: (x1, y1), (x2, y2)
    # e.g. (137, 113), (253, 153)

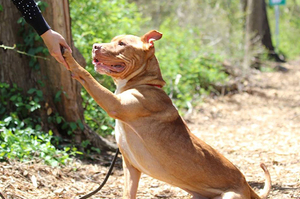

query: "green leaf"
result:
(36, 90), (43, 97)
(61, 122), (68, 130)
(37, 80), (45, 87)
(34, 96), (40, 103)
(34, 63), (40, 70)
(35, 125), (42, 130)
(27, 88), (36, 94)
(0, 107), (5, 115)
(101, 125), (108, 131)
(56, 117), (62, 124)
(0, 5), (3, 12)
(29, 59), (36, 67)
(77, 120), (84, 130)
(17, 17), (23, 24)
(69, 122), (77, 131)
(4, 116), (12, 124)
(54, 91), (62, 102)
(10, 95), (17, 101)
(91, 147), (101, 154)
(34, 46), (45, 53)
(81, 140), (90, 148)
(28, 48), (36, 56)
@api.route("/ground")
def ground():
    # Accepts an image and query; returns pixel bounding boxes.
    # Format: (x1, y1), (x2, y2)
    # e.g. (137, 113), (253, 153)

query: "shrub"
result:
(0, 128), (76, 167)
(0, 83), (80, 166)
(267, 2), (300, 59)
(156, 23), (228, 110)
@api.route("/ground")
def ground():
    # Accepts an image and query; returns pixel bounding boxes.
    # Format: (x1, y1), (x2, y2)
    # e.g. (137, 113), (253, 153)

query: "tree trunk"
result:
(243, 0), (283, 69)
(243, 0), (256, 70)
(37, 0), (84, 143)
(0, 0), (117, 152)
(261, 0), (285, 62)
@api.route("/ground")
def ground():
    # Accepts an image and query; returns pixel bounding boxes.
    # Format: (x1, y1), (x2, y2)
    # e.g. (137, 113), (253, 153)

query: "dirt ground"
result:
(0, 60), (299, 199)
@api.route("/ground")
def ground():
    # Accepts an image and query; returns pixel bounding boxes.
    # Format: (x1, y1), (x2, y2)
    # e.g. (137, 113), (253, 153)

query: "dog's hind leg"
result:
(122, 157), (141, 199)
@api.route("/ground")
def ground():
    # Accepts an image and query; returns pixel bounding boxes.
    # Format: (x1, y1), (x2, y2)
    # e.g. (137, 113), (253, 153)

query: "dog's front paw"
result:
(61, 46), (72, 59)
(61, 47), (87, 84)
(61, 47), (80, 72)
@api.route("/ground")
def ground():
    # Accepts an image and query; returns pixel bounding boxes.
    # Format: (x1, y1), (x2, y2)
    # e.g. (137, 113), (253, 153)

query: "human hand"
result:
(41, 29), (72, 69)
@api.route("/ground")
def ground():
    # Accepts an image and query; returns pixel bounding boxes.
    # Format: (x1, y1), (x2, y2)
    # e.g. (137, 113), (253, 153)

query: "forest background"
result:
(0, 0), (299, 166)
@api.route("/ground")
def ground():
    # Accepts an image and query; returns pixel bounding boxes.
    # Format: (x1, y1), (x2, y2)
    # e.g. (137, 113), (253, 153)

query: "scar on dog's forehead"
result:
(112, 35), (141, 44)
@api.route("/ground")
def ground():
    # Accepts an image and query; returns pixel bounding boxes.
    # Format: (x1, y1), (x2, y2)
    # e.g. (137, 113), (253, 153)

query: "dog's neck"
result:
(114, 56), (165, 93)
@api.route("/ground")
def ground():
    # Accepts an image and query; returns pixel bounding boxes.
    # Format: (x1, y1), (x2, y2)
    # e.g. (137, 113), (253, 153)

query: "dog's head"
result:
(92, 30), (162, 80)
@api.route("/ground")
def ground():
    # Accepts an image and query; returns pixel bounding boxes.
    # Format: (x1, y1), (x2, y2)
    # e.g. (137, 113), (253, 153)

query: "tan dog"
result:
(62, 30), (271, 199)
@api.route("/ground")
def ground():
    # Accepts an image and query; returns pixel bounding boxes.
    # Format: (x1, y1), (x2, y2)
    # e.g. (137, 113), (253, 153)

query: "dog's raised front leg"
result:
(122, 156), (141, 199)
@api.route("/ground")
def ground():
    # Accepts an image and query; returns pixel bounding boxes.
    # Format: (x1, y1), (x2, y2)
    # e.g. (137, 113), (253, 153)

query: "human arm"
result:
(11, 0), (72, 68)
(11, 0), (50, 35)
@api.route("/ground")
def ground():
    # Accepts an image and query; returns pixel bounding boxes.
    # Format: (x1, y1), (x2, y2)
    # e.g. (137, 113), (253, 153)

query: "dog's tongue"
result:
(93, 59), (125, 73)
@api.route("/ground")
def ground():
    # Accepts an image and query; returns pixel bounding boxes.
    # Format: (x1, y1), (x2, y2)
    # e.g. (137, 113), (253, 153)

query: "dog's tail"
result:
(251, 163), (271, 199)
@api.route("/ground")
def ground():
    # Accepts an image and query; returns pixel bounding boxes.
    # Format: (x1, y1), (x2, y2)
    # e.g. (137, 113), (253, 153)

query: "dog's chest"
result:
(115, 120), (165, 175)
(115, 120), (146, 169)
(114, 120), (127, 149)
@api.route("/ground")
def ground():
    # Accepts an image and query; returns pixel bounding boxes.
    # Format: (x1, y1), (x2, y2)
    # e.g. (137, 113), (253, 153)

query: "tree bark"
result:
(0, 0), (116, 152)
(243, 0), (255, 70)
(37, 0), (84, 142)
(243, 0), (284, 69)
(0, 0), (34, 92)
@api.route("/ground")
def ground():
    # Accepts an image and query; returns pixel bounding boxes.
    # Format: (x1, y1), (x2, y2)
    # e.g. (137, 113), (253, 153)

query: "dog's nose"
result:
(93, 44), (102, 50)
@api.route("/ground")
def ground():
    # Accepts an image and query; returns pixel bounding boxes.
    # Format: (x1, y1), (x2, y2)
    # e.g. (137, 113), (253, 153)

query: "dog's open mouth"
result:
(93, 58), (125, 73)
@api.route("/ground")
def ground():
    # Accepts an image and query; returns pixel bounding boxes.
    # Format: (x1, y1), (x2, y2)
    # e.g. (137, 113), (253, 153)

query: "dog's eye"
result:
(118, 41), (126, 46)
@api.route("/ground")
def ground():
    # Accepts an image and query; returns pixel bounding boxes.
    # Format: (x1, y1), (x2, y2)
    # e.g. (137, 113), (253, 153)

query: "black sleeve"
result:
(11, 0), (51, 35)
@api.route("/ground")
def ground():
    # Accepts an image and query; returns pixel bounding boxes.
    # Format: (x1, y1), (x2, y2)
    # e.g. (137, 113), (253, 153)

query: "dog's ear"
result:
(141, 30), (162, 48)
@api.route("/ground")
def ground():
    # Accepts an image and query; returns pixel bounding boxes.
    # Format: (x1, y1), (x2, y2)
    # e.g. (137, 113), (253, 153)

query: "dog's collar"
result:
(146, 84), (163, 88)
